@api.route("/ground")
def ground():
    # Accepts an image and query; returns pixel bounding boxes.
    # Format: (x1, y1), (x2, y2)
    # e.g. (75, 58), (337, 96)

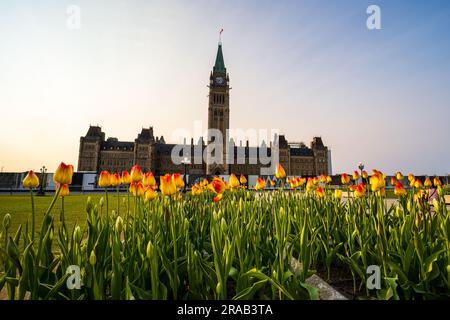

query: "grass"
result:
(0, 194), (129, 237)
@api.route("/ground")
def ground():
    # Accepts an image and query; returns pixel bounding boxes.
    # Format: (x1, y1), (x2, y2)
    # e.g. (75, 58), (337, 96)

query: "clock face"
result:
(215, 77), (224, 85)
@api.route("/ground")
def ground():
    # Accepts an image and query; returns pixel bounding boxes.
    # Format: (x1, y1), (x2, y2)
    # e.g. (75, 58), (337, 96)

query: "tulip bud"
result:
(216, 282), (222, 296)
(115, 216), (123, 234)
(74, 226), (82, 243)
(99, 197), (104, 208)
(89, 250), (97, 266)
(86, 196), (93, 213)
(2, 213), (11, 230)
(146, 240), (154, 259)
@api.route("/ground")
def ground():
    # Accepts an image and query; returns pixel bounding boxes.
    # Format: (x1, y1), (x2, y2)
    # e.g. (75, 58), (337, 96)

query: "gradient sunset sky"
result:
(0, 0), (449, 175)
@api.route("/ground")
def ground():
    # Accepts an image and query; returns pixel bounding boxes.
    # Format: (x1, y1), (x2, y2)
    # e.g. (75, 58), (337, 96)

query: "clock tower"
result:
(207, 41), (230, 175)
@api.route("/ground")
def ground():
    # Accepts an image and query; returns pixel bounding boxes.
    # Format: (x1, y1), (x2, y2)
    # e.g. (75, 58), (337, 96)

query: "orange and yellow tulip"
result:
(121, 171), (132, 185)
(414, 179), (423, 189)
(306, 178), (314, 192)
(334, 189), (343, 200)
(353, 170), (360, 181)
(23, 170), (39, 189)
(275, 164), (286, 180)
(394, 182), (407, 197)
(424, 178), (432, 188)
(320, 175), (327, 184)
(144, 187), (157, 202)
(143, 172), (157, 188)
(354, 182), (366, 198)
(396, 172), (404, 181)
(54, 162), (74, 185)
(130, 165), (143, 182)
(370, 172), (386, 193)
(192, 183), (202, 196)
(239, 174), (247, 185)
(316, 187), (325, 198)
(98, 171), (111, 188)
(110, 173), (121, 187)
(362, 171), (368, 179)
(255, 177), (266, 191)
(56, 183), (70, 198)
(313, 176), (319, 185)
(408, 173), (415, 182)
(433, 177), (442, 187)
(160, 174), (177, 196)
(229, 173), (240, 189)
(172, 173), (185, 190)
(270, 179), (276, 187)
(129, 181), (144, 197)
(390, 176), (397, 186)
(326, 175), (332, 184)
(341, 173), (350, 185)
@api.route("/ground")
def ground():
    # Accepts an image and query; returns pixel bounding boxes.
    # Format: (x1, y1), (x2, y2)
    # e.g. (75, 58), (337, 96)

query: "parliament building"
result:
(78, 42), (330, 178)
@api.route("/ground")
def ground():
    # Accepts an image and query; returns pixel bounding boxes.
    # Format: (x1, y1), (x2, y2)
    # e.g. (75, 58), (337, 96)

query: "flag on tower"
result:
(220, 28), (224, 34)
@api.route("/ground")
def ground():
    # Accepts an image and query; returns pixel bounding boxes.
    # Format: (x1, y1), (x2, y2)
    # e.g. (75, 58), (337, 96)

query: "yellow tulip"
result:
(396, 172), (404, 180)
(275, 164), (286, 180)
(316, 187), (325, 198)
(144, 187), (157, 202)
(424, 178), (432, 188)
(143, 172), (157, 188)
(172, 173), (185, 190)
(98, 171), (111, 188)
(394, 182), (407, 197)
(54, 162), (74, 185)
(23, 170), (39, 189)
(334, 189), (343, 200)
(239, 174), (247, 184)
(341, 173), (350, 185)
(160, 174), (177, 196)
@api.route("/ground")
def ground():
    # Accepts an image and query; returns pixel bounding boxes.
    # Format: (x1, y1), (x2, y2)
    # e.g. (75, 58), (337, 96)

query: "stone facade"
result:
(78, 42), (330, 177)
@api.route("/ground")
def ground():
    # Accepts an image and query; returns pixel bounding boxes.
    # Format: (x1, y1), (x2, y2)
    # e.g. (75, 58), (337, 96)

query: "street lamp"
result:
(358, 162), (364, 183)
(181, 157), (191, 193)
(37, 165), (47, 196)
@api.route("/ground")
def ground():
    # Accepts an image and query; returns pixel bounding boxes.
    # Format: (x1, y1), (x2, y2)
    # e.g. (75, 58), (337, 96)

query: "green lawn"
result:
(0, 194), (130, 237)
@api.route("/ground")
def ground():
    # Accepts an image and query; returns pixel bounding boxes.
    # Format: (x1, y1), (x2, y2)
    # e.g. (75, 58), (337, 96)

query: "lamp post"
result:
(37, 165), (47, 196)
(181, 157), (191, 193)
(358, 162), (364, 184)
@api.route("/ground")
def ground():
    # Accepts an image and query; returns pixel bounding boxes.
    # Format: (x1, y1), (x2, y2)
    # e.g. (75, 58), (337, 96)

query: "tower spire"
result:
(213, 34), (226, 74)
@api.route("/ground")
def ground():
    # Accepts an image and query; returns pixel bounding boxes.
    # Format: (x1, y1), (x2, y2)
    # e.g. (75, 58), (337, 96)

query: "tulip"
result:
(270, 179), (276, 187)
(362, 171), (368, 179)
(254, 177), (266, 191)
(23, 170), (40, 242)
(144, 187), (157, 202)
(210, 177), (226, 194)
(433, 177), (442, 187)
(121, 171), (132, 185)
(192, 183), (202, 196)
(129, 182), (137, 196)
(370, 172), (386, 193)
(424, 178), (432, 188)
(326, 175), (332, 184)
(57, 183), (70, 198)
(390, 176), (397, 186)
(110, 173), (121, 187)
(98, 171), (111, 188)
(313, 176), (319, 185)
(349, 184), (356, 192)
(239, 174), (247, 185)
(23, 170), (39, 189)
(130, 164), (143, 182)
(408, 173), (415, 182)
(160, 174), (177, 196)
(334, 189), (343, 200)
(394, 182), (407, 197)
(275, 164), (286, 180)
(143, 172), (157, 188)
(306, 178), (314, 192)
(354, 182), (366, 198)
(396, 172), (404, 181)
(341, 173), (350, 185)
(54, 162), (74, 185)
(352, 171), (360, 181)
(316, 187), (325, 198)
(320, 175), (327, 184)
(229, 173), (240, 189)
(172, 173), (185, 190)
(414, 179), (423, 189)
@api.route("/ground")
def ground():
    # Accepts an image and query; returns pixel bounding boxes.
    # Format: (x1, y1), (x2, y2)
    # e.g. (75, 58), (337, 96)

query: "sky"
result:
(0, 0), (449, 175)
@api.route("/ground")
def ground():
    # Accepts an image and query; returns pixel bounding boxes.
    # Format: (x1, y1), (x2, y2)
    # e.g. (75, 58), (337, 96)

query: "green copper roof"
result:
(213, 43), (226, 73)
